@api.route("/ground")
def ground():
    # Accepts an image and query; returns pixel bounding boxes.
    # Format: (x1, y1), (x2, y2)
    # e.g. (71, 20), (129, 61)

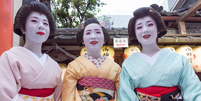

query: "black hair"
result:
(14, 1), (56, 41)
(128, 7), (167, 44)
(76, 18), (110, 46)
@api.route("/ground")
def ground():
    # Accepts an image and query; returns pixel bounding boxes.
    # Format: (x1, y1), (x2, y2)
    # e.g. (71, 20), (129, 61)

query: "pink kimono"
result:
(0, 47), (62, 101)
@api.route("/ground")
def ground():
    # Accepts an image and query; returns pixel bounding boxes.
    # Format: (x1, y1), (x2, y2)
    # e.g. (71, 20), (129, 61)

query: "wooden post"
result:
(0, 0), (14, 55)
(178, 21), (186, 34)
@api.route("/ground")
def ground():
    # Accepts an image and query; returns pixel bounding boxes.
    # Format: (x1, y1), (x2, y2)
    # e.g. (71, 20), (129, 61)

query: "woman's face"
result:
(23, 12), (50, 44)
(135, 16), (158, 45)
(83, 23), (104, 52)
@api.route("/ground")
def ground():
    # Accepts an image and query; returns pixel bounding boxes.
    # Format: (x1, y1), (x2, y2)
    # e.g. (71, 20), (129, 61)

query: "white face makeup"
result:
(135, 16), (158, 46)
(24, 12), (50, 44)
(83, 23), (104, 53)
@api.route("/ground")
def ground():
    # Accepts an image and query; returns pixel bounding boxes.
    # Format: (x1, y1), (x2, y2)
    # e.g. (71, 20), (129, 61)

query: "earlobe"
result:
(82, 41), (85, 45)
(157, 31), (160, 34)
(104, 40), (106, 44)
(20, 28), (25, 34)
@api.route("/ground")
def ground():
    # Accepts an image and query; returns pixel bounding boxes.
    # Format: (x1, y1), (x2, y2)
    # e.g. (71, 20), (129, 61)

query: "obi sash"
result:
(19, 93), (54, 101)
(77, 77), (115, 101)
(19, 87), (54, 97)
(134, 86), (183, 101)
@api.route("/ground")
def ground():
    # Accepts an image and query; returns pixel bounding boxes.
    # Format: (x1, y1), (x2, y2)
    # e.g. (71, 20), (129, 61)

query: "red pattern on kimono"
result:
(19, 87), (54, 97)
(78, 77), (115, 91)
(135, 86), (178, 97)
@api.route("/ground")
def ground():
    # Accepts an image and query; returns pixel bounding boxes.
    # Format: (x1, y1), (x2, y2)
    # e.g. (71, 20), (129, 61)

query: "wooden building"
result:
(43, 1), (201, 65)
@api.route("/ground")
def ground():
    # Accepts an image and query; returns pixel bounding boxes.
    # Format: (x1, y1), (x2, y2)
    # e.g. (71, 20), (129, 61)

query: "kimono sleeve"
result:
(117, 65), (138, 101)
(114, 65), (121, 101)
(62, 63), (81, 101)
(0, 52), (25, 101)
(54, 71), (63, 101)
(178, 56), (201, 101)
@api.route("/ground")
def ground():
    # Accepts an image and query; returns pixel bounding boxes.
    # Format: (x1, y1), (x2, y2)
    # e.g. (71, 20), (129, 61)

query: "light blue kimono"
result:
(117, 49), (201, 101)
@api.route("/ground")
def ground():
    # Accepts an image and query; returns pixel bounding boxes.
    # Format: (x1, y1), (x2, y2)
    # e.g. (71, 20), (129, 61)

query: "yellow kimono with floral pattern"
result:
(62, 56), (121, 101)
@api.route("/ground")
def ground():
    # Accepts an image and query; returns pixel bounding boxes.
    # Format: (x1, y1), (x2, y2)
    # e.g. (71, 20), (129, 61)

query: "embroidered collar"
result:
(83, 55), (106, 69)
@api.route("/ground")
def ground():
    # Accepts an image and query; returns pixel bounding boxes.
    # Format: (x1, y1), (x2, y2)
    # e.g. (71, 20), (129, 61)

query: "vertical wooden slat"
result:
(178, 21), (186, 34)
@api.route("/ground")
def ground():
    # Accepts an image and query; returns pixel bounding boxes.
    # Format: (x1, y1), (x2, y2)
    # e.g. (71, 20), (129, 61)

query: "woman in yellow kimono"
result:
(117, 7), (201, 101)
(62, 18), (121, 101)
(0, 1), (62, 101)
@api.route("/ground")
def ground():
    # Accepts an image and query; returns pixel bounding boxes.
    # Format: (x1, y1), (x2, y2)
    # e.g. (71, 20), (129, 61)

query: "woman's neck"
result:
(141, 43), (161, 57)
(87, 50), (101, 59)
(23, 42), (43, 58)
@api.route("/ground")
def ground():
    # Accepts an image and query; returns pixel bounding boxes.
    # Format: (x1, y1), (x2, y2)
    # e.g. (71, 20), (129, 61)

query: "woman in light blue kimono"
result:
(117, 7), (201, 101)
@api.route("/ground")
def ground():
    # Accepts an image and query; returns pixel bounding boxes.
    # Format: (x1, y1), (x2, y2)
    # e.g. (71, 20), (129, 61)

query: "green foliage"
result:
(51, 0), (106, 28)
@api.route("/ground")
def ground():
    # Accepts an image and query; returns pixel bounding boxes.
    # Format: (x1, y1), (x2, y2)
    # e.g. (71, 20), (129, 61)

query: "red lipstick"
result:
(143, 34), (151, 39)
(90, 41), (98, 45)
(37, 32), (45, 35)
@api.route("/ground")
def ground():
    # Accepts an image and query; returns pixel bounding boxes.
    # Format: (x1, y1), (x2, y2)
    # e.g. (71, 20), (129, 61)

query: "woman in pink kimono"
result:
(0, 1), (62, 101)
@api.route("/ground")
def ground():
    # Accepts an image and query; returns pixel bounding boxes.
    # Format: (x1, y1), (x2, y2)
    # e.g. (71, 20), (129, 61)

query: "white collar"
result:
(20, 47), (47, 67)
(135, 49), (164, 65)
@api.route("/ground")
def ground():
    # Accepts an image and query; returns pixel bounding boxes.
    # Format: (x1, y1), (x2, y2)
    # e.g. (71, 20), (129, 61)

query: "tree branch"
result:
(74, 1), (81, 21)
(64, 5), (73, 27)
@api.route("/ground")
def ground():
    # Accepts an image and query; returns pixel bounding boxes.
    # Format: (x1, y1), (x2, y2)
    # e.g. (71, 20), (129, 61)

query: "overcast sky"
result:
(97, 0), (160, 16)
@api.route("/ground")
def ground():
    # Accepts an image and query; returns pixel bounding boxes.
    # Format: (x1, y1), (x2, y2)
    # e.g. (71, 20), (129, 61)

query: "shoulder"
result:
(67, 56), (84, 68)
(162, 49), (190, 65)
(0, 47), (25, 66)
(0, 47), (22, 58)
(8, 46), (23, 52)
(46, 55), (62, 69)
(162, 48), (179, 56)
(126, 52), (139, 60)
(105, 57), (121, 69)
(122, 53), (138, 66)
(161, 49), (186, 60)
(165, 49), (187, 59)
(46, 55), (57, 62)
(69, 56), (83, 64)
(113, 61), (121, 71)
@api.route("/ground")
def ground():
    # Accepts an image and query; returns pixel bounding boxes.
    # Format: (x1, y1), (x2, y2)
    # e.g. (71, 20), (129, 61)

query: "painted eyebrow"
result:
(95, 29), (101, 31)
(30, 17), (38, 19)
(136, 23), (142, 26)
(43, 19), (48, 22)
(85, 29), (91, 31)
(86, 29), (100, 31)
(146, 21), (153, 23)
(30, 17), (48, 21)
